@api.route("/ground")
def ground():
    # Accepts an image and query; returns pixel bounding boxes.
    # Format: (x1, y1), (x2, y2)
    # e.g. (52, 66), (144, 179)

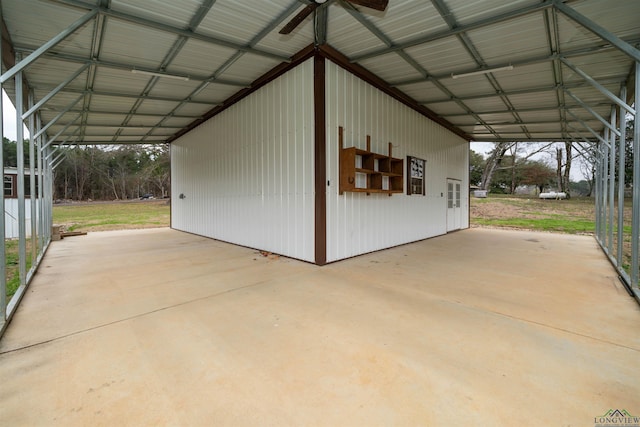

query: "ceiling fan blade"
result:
(279, 4), (317, 35)
(347, 0), (389, 11)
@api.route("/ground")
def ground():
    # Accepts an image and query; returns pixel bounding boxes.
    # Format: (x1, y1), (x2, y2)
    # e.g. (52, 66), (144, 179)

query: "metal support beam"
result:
(564, 88), (620, 136)
(554, 1), (640, 62)
(45, 147), (59, 162)
(22, 63), (90, 120)
(560, 57), (635, 115)
(45, 127), (81, 151)
(52, 158), (66, 171)
(44, 114), (82, 148)
(0, 10), (98, 84)
(33, 94), (84, 140)
(50, 151), (67, 167)
(565, 109), (608, 145)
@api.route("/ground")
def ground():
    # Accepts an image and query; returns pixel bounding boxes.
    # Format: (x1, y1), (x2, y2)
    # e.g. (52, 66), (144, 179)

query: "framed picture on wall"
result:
(407, 156), (426, 195)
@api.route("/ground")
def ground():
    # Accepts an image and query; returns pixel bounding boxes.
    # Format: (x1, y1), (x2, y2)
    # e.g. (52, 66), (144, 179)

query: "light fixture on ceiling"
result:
(451, 65), (514, 79)
(131, 69), (190, 81)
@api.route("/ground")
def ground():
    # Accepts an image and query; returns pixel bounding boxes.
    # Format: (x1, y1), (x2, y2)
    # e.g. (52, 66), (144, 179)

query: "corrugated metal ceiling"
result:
(1, 0), (638, 145)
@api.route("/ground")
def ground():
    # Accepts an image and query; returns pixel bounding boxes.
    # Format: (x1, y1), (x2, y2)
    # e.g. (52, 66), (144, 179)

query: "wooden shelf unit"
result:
(339, 126), (403, 196)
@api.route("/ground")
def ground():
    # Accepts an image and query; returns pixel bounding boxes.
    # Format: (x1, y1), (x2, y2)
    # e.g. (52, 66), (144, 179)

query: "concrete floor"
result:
(0, 228), (638, 426)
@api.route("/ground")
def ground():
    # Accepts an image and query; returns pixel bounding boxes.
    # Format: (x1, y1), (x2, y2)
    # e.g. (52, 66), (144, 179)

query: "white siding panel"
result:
(325, 61), (468, 263)
(5, 199), (40, 239)
(171, 59), (315, 262)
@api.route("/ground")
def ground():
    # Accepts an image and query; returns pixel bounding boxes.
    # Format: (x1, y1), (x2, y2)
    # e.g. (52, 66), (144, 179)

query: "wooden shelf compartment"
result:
(338, 126), (404, 196)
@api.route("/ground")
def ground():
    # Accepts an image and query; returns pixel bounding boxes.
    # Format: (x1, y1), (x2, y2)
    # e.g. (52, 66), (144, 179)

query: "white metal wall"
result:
(325, 60), (469, 262)
(171, 59), (315, 262)
(5, 199), (40, 239)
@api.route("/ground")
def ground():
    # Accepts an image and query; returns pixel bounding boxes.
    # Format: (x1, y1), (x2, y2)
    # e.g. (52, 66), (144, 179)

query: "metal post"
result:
(0, 3), (6, 325)
(632, 62), (640, 288)
(602, 129), (609, 246)
(36, 114), (44, 253)
(43, 145), (51, 243)
(595, 145), (602, 240)
(15, 67), (27, 288)
(599, 143), (606, 243)
(28, 91), (37, 265)
(617, 87), (627, 265)
(608, 106), (616, 253)
(47, 145), (53, 241)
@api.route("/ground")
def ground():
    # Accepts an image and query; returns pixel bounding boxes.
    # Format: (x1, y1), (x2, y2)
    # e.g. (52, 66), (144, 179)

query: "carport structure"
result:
(0, 0), (638, 331)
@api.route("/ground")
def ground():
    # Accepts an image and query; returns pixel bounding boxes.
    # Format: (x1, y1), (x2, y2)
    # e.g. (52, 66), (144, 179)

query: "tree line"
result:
(470, 142), (579, 196)
(2, 139), (170, 201)
(471, 118), (634, 198)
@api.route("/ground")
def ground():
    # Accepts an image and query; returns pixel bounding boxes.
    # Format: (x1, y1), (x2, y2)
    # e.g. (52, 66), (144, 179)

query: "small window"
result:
(407, 156), (426, 195)
(4, 175), (14, 197)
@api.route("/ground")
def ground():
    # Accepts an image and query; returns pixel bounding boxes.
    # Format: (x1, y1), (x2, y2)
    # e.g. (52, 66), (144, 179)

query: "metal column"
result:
(617, 88), (627, 267)
(15, 67), (27, 290)
(601, 131), (609, 246)
(0, 2), (6, 327)
(632, 62), (640, 289)
(607, 106), (616, 253)
(28, 91), (37, 264)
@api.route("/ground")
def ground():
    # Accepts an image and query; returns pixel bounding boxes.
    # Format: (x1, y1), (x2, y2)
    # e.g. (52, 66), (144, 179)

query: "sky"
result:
(2, 90), (28, 141)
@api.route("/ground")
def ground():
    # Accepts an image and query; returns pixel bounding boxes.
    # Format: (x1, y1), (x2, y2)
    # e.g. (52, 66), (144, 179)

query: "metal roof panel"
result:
(2, 0), (637, 145)
(363, 0), (449, 45)
(110, 0), (198, 30)
(100, 19), (180, 70)
(358, 54), (424, 84)
(403, 37), (476, 76)
(219, 53), (282, 82)
(445, 0), (541, 26)
(465, 12), (549, 64)
(396, 81), (444, 103)
(166, 38), (240, 77)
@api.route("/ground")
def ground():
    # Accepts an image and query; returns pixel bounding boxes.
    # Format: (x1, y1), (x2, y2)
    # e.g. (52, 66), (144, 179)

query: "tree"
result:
(52, 144), (170, 201)
(519, 160), (556, 193)
(469, 150), (485, 186)
(554, 144), (573, 198)
(574, 142), (596, 197)
(480, 142), (513, 191)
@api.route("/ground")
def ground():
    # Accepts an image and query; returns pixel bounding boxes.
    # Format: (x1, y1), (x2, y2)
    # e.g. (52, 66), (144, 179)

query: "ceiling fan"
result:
(279, 0), (389, 35)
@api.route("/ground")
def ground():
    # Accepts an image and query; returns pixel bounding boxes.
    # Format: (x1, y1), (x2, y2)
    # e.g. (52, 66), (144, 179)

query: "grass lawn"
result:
(470, 194), (596, 234)
(53, 199), (170, 232)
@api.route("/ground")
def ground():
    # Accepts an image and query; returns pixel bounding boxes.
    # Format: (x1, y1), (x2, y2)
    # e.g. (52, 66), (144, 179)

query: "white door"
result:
(447, 179), (462, 232)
